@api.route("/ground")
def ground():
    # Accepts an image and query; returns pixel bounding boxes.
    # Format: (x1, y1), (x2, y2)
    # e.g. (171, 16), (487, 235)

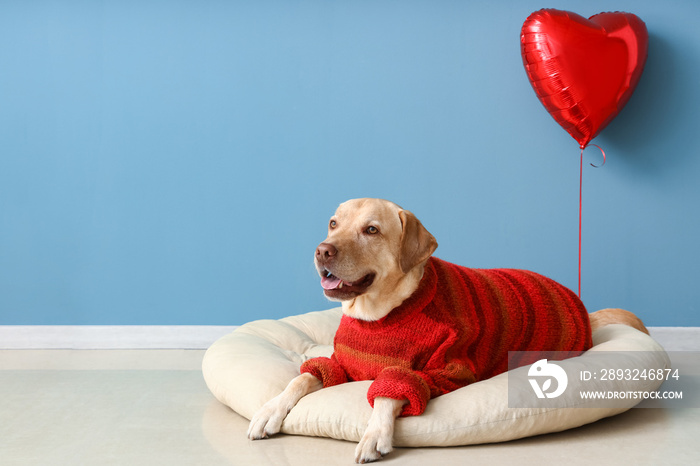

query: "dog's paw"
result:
(246, 398), (289, 440)
(354, 425), (393, 463)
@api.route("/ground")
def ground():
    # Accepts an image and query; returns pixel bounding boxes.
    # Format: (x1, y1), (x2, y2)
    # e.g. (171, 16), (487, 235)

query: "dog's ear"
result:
(398, 210), (438, 273)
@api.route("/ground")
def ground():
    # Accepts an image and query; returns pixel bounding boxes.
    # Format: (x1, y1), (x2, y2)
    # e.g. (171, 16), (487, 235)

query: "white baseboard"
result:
(647, 327), (699, 351)
(0, 326), (697, 351)
(0, 326), (238, 350)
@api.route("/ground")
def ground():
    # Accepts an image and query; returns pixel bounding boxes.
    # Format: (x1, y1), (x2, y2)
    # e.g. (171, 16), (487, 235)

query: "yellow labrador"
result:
(248, 198), (647, 463)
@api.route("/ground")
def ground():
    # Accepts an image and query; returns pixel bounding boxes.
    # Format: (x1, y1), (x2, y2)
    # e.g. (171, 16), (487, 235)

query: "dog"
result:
(248, 198), (648, 463)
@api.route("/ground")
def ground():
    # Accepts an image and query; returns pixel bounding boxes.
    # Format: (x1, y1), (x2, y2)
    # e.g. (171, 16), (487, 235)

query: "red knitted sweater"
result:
(300, 257), (591, 416)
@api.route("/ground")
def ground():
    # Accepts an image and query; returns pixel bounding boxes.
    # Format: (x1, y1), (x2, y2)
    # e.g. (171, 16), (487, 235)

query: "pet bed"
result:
(202, 307), (669, 447)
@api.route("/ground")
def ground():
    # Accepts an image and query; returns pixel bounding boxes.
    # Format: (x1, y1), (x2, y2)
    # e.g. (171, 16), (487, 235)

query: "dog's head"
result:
(314, 198), (438, 321)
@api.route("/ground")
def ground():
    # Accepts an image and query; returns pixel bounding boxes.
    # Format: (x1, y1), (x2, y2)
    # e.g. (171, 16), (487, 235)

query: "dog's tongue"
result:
(321, 275), (343, 290)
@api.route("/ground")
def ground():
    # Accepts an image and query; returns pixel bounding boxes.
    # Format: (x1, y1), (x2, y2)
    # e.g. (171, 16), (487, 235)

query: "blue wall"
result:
(1, 0), (698, 325)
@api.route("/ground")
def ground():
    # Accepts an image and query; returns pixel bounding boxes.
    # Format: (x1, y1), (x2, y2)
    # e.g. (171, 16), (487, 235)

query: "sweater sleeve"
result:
(299, 355), (348, 388)
(367, 358), (476, 417)
(367, 367), (431, 416)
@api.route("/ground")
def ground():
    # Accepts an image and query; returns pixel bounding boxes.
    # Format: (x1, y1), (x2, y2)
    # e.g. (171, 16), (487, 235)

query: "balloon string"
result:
(579, 149), (583, 298)
(578, 144), (606, 299)
(587, 143), (607, 168)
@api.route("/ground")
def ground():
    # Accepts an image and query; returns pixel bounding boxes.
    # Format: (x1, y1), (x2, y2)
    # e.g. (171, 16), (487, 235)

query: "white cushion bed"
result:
(202, 307), (669, 447)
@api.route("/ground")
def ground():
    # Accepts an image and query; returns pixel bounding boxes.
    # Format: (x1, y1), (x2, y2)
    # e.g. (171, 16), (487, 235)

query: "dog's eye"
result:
(329, 220), (337, 229)
(365, 226), (379, 235)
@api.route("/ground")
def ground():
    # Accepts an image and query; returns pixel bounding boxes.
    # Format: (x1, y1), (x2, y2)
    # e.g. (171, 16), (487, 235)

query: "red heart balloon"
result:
(521, 9), (648, 149)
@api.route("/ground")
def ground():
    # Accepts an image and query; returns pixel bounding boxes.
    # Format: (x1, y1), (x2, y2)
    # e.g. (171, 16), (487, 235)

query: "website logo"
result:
(528, 359), (568, 399)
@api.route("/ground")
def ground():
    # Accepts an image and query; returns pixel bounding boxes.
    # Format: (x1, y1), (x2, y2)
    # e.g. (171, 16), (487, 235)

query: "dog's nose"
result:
(316, 242), (337, 262)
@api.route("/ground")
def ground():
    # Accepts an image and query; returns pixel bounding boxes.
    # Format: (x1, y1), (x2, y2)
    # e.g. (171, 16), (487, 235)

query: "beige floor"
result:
(0, 348), (698, 466)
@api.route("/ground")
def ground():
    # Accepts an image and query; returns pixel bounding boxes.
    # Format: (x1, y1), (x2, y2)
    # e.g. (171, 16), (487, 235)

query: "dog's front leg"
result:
(355, 397), (407, 464)
(247, 372), (322, 440)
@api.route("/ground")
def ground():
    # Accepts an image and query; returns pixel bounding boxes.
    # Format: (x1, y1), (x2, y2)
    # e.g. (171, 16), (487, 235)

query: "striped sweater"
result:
(300, 257), (591, 416)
